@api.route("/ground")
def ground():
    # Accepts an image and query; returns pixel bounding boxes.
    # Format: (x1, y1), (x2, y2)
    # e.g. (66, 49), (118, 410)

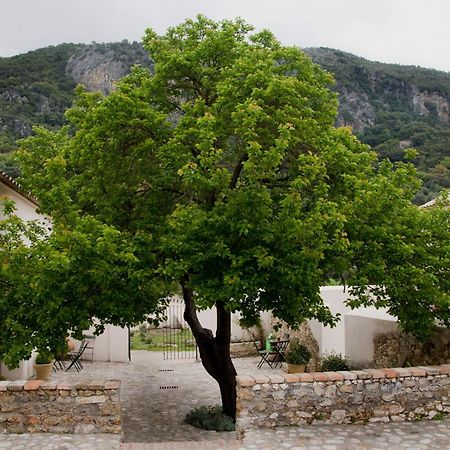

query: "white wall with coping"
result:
(344, 315), (398, 366)
(161, 289), (399, 363)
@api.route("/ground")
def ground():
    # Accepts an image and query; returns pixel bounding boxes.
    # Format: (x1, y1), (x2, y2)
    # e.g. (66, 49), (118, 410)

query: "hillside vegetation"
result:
(0, 43), (449, 203)
(305, 48), (450, 204)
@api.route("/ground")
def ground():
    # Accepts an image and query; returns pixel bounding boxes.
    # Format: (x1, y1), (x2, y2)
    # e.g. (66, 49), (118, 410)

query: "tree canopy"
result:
(1, 16), (450, 419)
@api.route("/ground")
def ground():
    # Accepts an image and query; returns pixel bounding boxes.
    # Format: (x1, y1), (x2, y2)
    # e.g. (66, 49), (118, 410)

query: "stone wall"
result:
(373, 329), (450, 368)
(236, 365), (450, 435)
(230, 341), (257, 358)
(0, 379), (121, 434)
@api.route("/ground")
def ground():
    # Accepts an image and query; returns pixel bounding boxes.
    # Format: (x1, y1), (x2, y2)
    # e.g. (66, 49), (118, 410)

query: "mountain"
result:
(0, 42), (449, 203)
(304, 48), (450, 204)
(0, 41), (152, 177)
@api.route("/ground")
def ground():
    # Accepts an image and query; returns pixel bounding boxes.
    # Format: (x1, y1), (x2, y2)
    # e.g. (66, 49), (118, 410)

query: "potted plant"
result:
(34, 349), (54, 380)
(284, 339), (311, 373)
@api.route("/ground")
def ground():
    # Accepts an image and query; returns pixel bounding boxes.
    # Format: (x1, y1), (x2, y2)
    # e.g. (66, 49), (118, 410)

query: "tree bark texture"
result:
(181, 279), (237, 420)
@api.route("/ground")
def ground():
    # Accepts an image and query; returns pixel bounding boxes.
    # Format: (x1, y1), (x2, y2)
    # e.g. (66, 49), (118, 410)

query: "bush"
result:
(185, 405), (235, 431)
(285, 339), (311, 365)
(320, 353), (350, 371)
(35, 350), (53, 364)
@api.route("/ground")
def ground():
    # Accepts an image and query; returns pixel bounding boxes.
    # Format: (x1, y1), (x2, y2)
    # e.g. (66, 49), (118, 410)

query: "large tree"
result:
(3, 16), (450, 419)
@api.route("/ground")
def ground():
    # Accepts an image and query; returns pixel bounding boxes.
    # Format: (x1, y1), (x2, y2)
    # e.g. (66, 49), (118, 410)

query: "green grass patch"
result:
(433, 411), (447, 421)
(130, 327), (196, 352)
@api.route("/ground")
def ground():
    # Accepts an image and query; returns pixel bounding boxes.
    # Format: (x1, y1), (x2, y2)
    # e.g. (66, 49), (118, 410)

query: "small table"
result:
(269, 340), (290, 368)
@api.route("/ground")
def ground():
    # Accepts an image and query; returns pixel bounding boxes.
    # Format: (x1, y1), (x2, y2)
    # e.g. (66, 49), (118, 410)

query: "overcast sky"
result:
(1, 0), (449, 72)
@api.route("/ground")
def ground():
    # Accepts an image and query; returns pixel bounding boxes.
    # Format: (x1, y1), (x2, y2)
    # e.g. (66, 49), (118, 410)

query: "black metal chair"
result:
(254, 340), (277, 369)
(53, 357), (66, 372)
(65, 340), (89, 372)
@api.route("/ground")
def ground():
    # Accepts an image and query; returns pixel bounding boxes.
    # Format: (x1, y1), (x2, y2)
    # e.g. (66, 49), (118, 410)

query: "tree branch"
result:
(229, 155), (248, 189)
(181, 275), (212, 340)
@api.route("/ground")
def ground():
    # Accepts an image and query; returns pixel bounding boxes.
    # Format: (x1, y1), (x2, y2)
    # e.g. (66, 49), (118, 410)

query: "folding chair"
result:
(65, 340), (89, 372)
(254, 340), (277, 369)
(53, 357), (66, 372)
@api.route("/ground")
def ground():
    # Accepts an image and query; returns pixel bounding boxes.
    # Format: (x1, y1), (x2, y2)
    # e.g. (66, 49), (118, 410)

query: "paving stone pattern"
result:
(2, 421), (450, 449)
(1, 352), (450, 449)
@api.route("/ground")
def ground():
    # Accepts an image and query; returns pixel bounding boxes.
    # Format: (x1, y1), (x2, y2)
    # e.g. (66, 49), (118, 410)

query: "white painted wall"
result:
(0, 357), (36, 381)
(74, 325), (130, 363)
(159, 289), (399, 365)
(310, 286), (399, 360)
(0, 182), (49, 225)
(344, 315), (398, 366)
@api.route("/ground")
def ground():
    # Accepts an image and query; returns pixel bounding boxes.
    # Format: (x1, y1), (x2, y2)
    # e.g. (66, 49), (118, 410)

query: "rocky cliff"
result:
(305, 47), (450, 131)
(66, 41), (153, 94)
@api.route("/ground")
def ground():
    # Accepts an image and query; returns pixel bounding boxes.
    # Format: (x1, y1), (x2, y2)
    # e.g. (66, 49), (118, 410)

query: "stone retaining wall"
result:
(0, 379), (121, 434)
(236, 365), (450, 434)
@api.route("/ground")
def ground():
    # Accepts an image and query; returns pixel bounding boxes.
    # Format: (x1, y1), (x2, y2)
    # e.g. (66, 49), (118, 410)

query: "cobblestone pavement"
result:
(2, 421), (450, 449)
(48, 351), (275, 444)
(1, 352), (450, 449)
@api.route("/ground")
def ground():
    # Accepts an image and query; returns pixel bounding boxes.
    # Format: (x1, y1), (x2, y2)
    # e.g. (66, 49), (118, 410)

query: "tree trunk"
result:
(181, 279), (237, 420)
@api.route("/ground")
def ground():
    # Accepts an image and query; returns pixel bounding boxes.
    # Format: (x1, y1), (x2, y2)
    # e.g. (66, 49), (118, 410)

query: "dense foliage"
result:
(0, 199), (168, 368)
(1, 17), (450, 419)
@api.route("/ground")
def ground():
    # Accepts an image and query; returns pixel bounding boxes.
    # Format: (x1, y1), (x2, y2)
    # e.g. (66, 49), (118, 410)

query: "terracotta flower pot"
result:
(286, 363), (306, 374)
(34, 362), (53, 380)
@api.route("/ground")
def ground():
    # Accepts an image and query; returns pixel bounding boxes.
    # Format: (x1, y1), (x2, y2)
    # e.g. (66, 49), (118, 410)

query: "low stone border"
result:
(0, 379), (121, 434)
(236, 365), (450, 434)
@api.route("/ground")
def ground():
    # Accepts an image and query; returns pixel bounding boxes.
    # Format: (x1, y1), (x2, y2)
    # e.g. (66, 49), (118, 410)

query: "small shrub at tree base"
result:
(185, 405), (235, 432)
(320, 353), (350, 371)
